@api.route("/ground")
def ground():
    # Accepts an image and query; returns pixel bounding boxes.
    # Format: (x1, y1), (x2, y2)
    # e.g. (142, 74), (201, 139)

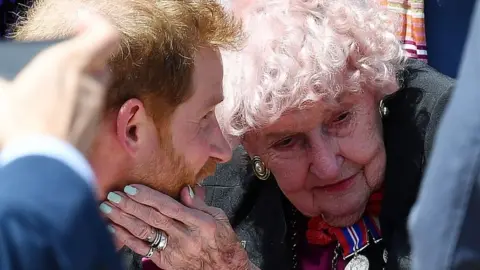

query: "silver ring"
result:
(150, 229), (162, 247)
(145, 246), (155, 258)
(151, 230), (168, 251)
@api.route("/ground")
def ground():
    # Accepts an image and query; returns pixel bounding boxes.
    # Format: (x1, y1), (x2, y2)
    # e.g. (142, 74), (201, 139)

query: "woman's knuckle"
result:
(135, 224), (151, 240)
(124, 199), (138, 214)
(150, 210), (171, 229)
(213, 208), (228, 220)
(170, 205), (183, 217)
(202, 218), (218, 234)
(118, 211), (132, 225)
(145, 191), (158, 205)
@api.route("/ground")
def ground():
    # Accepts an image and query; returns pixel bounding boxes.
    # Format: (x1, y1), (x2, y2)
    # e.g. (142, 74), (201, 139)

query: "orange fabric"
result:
(381, 0), (427, 61)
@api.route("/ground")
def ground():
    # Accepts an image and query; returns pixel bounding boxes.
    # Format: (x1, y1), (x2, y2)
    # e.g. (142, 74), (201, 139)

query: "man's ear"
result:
(116, 98), (153, 156)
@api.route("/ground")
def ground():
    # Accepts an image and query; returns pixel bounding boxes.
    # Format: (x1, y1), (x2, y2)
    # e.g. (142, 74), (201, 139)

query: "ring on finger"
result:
(151, 230), (168, 251)
(145, 246), (156, 258)
(151, 229), (162, 247)
(146, 227), (158, 243)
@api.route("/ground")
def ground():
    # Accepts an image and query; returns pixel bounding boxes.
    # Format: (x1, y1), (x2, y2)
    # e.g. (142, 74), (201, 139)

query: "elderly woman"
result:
(117, 0), (454, 269)
(213, 0), (455, 269)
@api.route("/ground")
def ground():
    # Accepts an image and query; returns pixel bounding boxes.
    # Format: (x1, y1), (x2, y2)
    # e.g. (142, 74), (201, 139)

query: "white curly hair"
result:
(217, 0), (407, 137)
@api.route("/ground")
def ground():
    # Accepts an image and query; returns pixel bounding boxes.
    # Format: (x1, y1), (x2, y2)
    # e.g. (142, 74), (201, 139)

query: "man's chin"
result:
(196, 160), (217, 180)
(195, 173), (213, 184)
(195, 178), (205, 185)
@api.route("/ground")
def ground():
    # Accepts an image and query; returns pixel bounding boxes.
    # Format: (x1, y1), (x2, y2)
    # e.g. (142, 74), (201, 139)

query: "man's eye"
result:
(203, 111), (213, 120)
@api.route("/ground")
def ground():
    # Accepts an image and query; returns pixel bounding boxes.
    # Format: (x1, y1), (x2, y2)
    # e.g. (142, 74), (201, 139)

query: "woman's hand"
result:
(100, 184), (252, 270)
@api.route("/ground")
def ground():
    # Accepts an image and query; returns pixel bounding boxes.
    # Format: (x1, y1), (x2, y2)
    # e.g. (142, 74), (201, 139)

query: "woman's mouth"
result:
(316, 173), (358, 193)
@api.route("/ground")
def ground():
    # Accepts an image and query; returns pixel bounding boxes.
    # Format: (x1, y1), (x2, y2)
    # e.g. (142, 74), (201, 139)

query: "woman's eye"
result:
(326, 110), (353, 136)
(273, 136), (296, 148)
(333, 111), (350, 123)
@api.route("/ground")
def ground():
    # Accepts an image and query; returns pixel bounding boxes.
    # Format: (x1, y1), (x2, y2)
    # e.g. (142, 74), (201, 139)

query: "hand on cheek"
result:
(99, 184), (249, 270)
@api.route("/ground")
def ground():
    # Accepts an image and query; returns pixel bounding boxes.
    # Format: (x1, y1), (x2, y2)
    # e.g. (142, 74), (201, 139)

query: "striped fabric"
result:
(380, 0), (428, 61)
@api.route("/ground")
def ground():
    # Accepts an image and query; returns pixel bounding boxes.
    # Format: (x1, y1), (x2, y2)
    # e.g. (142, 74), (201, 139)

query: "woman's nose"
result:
(309, 136), (342, 180)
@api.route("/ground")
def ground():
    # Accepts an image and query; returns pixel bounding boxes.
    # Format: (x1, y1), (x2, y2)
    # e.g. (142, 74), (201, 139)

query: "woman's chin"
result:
(292, 192), (368, 224)
(319, 199), (368, 227)
(297, 201), (367, 226)
(322, 210), (365, 227)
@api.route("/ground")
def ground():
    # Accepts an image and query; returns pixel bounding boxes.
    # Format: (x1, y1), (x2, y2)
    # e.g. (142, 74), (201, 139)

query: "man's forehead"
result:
(190, 47), (224, 107)
(197, 89), (224, 109)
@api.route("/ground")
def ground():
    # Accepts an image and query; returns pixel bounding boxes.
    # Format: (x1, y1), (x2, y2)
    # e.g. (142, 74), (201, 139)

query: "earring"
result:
(252, 156), (271, 180)
(379, 99), (389, 118)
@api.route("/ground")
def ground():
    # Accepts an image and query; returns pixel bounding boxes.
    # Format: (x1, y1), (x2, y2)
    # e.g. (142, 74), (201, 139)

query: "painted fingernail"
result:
(124, 185), (137, 195)
(107, 225), (115, 234)
(107, 192), (122, 203)
(99, 203), (112, 214)
(188, 185), (195, 199)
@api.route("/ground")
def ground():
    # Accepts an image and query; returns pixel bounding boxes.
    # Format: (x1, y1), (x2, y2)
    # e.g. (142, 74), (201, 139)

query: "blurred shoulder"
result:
(385, 58), (455, 133)
(400, 58), (455, 100)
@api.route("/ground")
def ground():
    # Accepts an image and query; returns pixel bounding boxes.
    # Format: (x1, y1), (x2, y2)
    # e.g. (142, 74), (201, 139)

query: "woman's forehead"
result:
(282, 92), (361, 118)
(248, 92), (366, 138)
(250, 103), (330, 139)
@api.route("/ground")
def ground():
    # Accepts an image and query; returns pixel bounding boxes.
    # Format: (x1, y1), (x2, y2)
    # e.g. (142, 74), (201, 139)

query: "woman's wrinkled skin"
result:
(243, 91), (386, 227)
(102, 184), (253, 270)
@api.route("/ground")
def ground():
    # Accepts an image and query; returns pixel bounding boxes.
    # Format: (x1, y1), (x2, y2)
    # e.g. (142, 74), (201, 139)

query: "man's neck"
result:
(87, 118), (133, 200)
(88, 147), (130, 201)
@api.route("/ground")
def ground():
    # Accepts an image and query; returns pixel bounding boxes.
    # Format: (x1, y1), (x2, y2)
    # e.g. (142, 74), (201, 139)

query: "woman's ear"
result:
(242, 132), (265, 160)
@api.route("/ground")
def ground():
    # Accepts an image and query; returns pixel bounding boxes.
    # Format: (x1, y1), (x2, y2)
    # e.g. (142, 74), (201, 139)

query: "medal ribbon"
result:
(332, 215), (382, 258)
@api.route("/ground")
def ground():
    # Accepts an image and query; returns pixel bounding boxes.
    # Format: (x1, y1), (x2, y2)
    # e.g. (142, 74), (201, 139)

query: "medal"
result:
(345, 254), (369, 270)
(329, 214), (381, 270)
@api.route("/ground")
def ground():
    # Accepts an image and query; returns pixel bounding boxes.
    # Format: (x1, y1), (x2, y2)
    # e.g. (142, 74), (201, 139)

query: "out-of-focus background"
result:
(0, 0), (476, 78)
(0, 0), (30, 38)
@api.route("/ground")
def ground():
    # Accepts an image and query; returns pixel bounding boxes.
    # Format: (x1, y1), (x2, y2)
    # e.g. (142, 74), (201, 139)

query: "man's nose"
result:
(209, 121), (233, 163)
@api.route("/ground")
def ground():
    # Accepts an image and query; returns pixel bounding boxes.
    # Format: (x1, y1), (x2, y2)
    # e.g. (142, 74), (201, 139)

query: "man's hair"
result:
(12, 0), (242, 119)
